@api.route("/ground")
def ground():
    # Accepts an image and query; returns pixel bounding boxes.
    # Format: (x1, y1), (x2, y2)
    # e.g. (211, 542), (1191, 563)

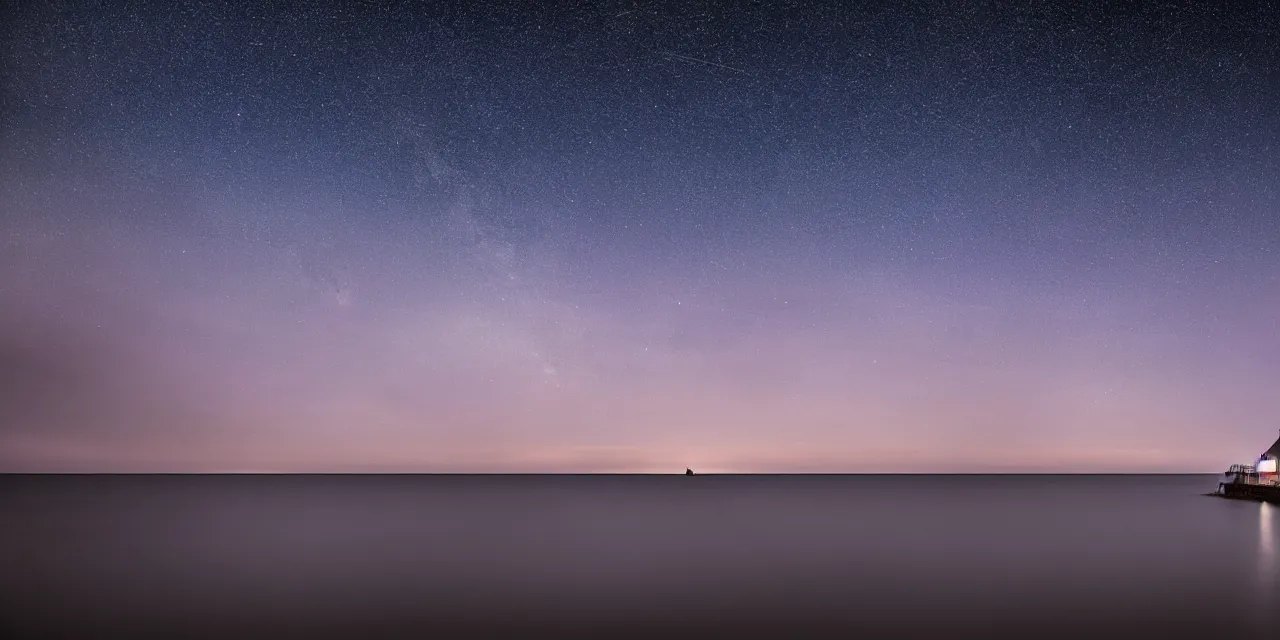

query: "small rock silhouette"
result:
(685, 468), (694, 476)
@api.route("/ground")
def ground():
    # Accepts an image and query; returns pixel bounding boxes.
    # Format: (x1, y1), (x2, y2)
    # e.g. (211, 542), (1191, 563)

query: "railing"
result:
(1224, 463), (1280, 486)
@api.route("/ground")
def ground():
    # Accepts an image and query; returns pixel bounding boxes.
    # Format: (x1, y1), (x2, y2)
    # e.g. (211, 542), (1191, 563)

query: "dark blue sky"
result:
(2, 1), (1278, 471)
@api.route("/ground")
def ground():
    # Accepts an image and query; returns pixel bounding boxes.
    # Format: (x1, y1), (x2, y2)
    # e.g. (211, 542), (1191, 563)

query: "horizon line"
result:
(0, 471), (1226, 476)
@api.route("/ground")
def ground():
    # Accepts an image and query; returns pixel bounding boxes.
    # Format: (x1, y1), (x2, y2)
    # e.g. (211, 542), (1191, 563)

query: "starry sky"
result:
(1, 0), (1278, 472)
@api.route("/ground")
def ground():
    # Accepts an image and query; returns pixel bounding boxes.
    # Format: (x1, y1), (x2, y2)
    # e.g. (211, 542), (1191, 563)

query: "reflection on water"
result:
(1254, 502), (1278, 631)
(1261, 502), (1276, 589)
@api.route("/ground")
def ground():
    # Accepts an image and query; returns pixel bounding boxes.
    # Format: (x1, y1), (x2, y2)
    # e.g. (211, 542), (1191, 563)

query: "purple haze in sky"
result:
(1, 1), (1278, 472)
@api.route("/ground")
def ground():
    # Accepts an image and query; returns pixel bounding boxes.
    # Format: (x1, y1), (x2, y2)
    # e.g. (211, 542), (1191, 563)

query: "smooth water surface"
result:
(1, 474), (1275, 637)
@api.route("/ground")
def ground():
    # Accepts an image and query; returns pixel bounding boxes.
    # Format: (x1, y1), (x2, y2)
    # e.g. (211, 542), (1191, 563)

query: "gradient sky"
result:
(1, 1), (1278, 472)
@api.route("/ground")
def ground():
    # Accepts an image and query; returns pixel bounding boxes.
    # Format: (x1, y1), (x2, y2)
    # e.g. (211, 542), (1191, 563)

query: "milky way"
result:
(1, 1), (1277, 471)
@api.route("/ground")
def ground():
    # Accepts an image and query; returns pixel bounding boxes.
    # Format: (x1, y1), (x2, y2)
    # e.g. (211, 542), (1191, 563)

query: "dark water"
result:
(1, 474), (1276, 638)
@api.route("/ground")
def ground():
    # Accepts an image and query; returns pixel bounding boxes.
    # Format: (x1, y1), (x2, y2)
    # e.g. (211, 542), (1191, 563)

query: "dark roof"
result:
(1266, 433), (1280, 458)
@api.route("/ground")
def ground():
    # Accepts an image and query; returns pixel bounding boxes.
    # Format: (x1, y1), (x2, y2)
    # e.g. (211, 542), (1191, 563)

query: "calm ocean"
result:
(1, 474), (1275, 638)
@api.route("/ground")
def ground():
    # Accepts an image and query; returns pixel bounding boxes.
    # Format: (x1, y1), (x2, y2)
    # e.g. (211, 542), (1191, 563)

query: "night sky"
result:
(1, 1), (1278, 472)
